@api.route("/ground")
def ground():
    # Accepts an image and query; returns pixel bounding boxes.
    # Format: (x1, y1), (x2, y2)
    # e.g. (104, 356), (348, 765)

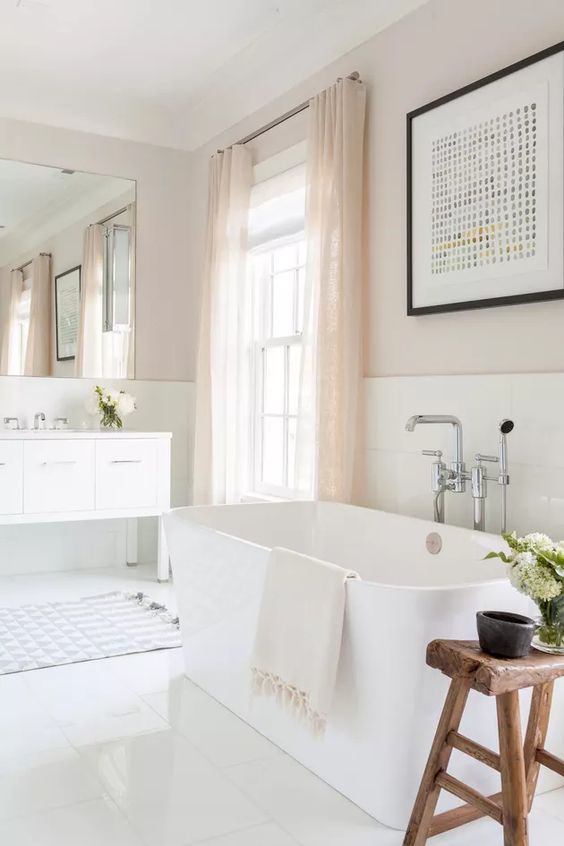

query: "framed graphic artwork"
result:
(55, 265), (81, 361)
(407, 41), (564, 314)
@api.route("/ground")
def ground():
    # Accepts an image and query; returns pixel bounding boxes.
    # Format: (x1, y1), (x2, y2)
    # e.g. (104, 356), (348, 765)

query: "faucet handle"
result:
(475, 453), (498, 464)
(422, 449), (443, 459)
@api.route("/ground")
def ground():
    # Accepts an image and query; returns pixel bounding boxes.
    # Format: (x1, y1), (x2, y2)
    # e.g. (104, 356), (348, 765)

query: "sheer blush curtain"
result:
(126, 203), (136, 379)
(193, 145), (253, 505)
(0, 269), (23, 375)
(24, 254), (51, 376)
(295, 77), (367, 502)
(75, 224), (104, 378)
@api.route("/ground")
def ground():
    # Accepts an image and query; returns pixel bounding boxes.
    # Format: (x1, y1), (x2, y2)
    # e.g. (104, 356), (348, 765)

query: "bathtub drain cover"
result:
(425, 532), (442, 555)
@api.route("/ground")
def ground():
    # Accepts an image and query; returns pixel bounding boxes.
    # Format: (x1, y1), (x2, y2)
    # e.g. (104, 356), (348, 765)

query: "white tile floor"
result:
(0, 564), (563, 845)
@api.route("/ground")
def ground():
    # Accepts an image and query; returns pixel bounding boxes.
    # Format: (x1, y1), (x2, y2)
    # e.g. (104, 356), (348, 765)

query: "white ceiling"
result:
(0, 0), (426, 151)
(0, 158), (133, 264)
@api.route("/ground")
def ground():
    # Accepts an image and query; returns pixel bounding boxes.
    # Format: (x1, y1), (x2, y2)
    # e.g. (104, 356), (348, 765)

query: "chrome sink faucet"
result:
(33, 412), (46, 430)
(405, 415), (514, 533)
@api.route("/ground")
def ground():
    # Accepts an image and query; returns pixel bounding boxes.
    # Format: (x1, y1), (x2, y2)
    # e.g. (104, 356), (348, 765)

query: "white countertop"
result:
(0, 429), (172, 439)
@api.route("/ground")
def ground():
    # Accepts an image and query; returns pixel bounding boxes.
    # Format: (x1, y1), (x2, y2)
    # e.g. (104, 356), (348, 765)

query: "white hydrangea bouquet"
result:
(86, 385), (136, 430)
(486, 532), (564, 653)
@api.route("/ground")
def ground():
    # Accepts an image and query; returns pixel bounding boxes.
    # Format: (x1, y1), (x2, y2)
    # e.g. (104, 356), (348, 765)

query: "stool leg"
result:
(523, 682), (554, 810)
(497, 691), (529, 846)
(403, 678), (470, 846)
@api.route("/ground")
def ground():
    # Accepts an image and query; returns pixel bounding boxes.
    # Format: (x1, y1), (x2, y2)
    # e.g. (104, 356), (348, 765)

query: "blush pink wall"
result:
(186, 0), (564, 378)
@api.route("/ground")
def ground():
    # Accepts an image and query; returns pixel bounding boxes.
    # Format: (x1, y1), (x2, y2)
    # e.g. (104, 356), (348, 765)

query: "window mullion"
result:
(256, 345), (265, 488)
(268, 250), (274, 338)
(283, 343), (290, 488)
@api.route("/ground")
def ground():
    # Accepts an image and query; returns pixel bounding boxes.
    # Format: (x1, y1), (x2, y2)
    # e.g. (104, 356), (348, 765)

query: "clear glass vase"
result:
(100, 409), (123, 430)
(533, 599), (564, 654)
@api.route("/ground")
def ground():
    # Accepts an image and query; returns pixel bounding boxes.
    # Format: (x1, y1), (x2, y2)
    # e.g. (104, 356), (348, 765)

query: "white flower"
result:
(510, 551), (563, 603)
(523, 533), (554, 550)
(106, 389), (121, 408)
(117, 392), (136, 416)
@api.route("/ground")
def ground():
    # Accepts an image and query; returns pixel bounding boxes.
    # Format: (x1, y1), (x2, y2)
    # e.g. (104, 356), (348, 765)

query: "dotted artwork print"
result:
(431, 103), (537, 275)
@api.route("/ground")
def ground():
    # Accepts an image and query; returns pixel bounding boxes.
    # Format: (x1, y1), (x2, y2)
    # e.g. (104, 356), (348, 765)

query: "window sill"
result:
(241, 492), (290, 504)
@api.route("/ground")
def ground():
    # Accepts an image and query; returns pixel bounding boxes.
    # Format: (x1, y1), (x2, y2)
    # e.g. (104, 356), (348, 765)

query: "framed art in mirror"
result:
(55, 265), (81, 362)
(407, 40), (564, 315)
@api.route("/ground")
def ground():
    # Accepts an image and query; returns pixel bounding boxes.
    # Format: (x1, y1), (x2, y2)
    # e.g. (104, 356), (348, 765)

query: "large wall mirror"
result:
(0, 158), (135, 379)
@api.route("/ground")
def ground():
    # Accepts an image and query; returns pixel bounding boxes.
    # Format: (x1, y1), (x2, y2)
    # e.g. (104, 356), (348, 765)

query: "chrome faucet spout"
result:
(405, 414), (463, 466)
(33, 412), (46, 431)
(404, 415), (421, 432)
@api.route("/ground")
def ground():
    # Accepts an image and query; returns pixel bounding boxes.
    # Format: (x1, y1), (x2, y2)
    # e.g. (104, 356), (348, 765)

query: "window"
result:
(15, 286), (31, 375)
(103, 224), (132, 332)
(247, 147), (307, 498)
(101, 222), (133, 378)
(252, 238), (306, 496)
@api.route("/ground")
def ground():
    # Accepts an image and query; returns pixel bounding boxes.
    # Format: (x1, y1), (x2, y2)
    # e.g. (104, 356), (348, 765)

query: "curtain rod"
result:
(218, 71), (361, 153)
(14, 252), (51, 273)
(96, 204), (131, 226)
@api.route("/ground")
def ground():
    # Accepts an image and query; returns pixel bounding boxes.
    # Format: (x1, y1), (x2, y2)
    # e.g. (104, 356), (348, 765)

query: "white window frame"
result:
(251, 233), (305, 499)
(103, 223), (132, 333)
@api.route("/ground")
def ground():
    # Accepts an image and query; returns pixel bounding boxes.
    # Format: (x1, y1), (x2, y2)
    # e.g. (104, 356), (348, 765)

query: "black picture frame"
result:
(55, 265), (81, 361)
(407, 39), (564, 316)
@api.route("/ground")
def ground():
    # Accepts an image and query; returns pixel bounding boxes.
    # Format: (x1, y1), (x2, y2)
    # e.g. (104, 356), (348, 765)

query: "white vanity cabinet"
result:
(0, 431), (172, 581)
(0, 441), (24, 515)
(96, 439), (159, 510)
(24, 439), (96, 514)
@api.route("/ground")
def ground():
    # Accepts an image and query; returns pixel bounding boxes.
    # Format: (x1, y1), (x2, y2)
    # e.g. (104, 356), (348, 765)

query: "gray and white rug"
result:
(0, 591), (182, 675)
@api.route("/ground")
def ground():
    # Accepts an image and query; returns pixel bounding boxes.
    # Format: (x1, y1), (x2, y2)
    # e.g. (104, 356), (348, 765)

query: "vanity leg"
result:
(126, 518), (138, 566)
(157, 516), (170, 582)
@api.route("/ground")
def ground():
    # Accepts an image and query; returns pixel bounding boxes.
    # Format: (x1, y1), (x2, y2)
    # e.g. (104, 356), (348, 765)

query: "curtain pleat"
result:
(24, 254), (51, 377)
(295, 77), (366, 502)
(126, 203), (136, 379)
(0, 269), (23, 375)
(75, 224), (104, 378)
(193, 145), (253, 505)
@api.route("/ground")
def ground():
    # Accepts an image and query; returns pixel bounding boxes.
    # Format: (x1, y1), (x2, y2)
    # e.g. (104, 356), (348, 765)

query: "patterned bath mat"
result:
(0, 592), (181, 675)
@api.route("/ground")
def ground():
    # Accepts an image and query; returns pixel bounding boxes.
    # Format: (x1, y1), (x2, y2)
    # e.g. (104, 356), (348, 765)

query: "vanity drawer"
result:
(96, 439), (158, 510)
(0, 442), (23, 514)
(23, 440), (95, 514)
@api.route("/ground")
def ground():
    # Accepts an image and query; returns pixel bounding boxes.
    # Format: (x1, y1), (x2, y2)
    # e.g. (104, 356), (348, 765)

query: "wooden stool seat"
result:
(403, 640), (564, 846)
(427, 639), (564, 695)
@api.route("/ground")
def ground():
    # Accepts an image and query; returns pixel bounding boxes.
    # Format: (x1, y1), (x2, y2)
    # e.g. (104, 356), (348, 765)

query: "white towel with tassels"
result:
(251, 546), (360, 736)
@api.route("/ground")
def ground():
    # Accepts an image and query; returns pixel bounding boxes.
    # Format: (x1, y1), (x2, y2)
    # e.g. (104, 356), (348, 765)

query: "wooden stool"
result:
(403, 640), (564, 846)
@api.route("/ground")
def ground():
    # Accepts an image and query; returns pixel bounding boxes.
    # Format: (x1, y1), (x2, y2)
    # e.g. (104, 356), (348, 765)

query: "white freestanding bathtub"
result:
(165, 501), (564, 829)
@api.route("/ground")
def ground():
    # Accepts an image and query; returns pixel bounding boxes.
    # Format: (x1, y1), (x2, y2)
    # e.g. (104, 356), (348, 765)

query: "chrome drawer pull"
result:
(110, 459), (143, 464)
(0, 462), (6, 466)
(41, 460), (77, 465)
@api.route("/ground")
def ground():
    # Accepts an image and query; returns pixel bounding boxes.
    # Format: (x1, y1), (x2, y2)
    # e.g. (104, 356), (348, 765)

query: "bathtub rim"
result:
(165, 502), (509, 594)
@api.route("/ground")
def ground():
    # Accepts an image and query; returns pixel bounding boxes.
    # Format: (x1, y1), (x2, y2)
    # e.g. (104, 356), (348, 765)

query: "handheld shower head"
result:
(498, 419), (514, 534)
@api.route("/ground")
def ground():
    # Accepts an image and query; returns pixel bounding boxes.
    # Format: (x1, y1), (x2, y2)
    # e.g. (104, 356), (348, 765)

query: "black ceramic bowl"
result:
(477, 610), (535, 659)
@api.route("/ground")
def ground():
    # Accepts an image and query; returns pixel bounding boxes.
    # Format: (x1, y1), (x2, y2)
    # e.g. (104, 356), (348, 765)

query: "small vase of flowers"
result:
(86, 386), (136, 430)
(487, 532), (564, 654)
